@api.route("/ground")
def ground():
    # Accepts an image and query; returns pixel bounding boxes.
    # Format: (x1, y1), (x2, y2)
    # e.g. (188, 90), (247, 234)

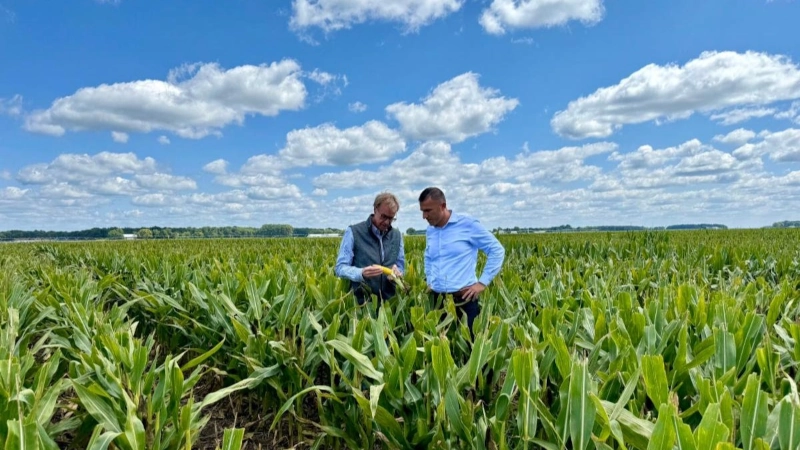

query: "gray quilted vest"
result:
(349, 216), (401, 302)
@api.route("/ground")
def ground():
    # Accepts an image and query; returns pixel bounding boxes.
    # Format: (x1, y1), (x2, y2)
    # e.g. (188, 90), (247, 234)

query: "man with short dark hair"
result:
(418, 187), (505, 332)
(335, 192), (405, 305)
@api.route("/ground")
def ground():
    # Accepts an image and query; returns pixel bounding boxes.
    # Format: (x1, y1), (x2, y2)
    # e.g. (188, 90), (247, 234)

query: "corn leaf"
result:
(221, 428), (245, 450)
(569, 359), (595, 450)
(85, 427), (120, 450)
(642, 355), (669, 409)
(647, 404), (675, 450)
(778, 398), (800, 450)
(741, 374), (768, 450)
(694, 403), (729, 450)
(327, 339), (383, 382)
(71, 382), (122, 434)
(181, 338), (225, 372)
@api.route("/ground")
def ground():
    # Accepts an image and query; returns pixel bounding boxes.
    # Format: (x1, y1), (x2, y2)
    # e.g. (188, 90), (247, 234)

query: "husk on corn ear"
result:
(374, 265), (407, 292)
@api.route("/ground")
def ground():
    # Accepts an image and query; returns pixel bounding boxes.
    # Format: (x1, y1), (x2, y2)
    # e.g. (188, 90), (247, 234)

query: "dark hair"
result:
(418, 187), (446, 203)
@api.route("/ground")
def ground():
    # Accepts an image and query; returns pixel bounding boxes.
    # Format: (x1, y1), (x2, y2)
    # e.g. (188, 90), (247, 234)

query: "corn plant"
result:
(1, 229), (800, 448)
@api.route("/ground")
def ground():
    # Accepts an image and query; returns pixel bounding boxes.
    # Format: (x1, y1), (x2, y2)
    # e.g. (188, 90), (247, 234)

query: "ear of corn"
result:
(375, 265), (406, 291)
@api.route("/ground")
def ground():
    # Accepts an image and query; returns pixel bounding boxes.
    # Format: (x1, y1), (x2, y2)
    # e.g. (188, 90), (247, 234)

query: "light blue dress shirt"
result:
(335, 224), (405, 282)
(424, 212), (505, 293)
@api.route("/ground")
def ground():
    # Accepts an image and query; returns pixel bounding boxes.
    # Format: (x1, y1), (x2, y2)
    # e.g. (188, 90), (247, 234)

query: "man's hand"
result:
(362, 265), (384, 278)
(461, 282), (486, 301)
(391, 264), (403, 278)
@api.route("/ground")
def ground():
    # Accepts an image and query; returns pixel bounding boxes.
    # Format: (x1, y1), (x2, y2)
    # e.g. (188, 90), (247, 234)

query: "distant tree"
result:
(107, 228), (124, 239)
(772, 221), (800, 228)
(137, 228), (153, 239)
(666, 224), (728, 230)
(258, 224), (294, 236)
(406, 227), (415, 235)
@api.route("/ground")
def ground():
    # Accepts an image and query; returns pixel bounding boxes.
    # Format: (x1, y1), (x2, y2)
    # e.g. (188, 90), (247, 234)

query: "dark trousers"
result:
(430, 289), (481, 333)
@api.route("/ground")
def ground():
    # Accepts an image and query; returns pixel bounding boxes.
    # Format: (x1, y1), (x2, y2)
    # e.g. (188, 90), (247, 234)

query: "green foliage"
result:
(136, 228), (153, 239)
(1, 229), (800, 447)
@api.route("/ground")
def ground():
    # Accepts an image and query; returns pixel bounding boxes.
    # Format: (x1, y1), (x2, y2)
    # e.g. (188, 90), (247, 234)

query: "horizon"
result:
(3, 219), (797, 235)
(1, 1), (799, 231)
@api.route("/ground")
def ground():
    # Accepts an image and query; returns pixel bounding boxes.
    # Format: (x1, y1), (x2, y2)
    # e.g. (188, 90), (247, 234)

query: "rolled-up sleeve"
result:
(334, 227), (364, 282)
(472, 221), (505, 286)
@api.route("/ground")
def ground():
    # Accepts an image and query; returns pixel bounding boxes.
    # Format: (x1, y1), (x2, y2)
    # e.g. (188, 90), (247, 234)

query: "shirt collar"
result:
(443, 210), (460, 226)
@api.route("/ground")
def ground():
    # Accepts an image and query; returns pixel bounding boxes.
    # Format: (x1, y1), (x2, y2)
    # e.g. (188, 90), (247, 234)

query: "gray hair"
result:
(374, 192), (399, 211)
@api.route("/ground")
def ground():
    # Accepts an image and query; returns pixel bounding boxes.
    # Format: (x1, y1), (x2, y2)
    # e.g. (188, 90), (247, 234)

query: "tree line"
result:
(0, 224), (343, 241)
(11, 220), (797, 241)
(487, 223), (728, 234)
(770, 221), (800, 228)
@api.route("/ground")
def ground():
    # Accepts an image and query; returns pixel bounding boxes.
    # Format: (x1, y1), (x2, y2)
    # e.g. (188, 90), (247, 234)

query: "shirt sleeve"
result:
(471, 221), (505, 286)
(334, 227), (364, 282)
(396, 234), (406, 274)
(424, 228), (432, 286)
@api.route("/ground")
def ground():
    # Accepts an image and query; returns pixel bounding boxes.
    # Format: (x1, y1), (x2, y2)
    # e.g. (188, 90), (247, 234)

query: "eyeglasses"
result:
(376, 211), (397, 223)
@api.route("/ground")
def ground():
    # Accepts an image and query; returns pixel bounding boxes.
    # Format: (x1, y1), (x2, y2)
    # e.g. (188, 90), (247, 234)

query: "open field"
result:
(2, 229), (800, 449)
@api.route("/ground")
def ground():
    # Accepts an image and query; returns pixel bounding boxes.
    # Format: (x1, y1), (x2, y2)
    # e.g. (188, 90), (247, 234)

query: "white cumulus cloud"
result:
(606, 139), (759, 190)
(17, 152), (157, 184)
(314, 140), (615, 190)
(111, 131), (129, 143)
(734, 128), (800, 162)
(83, 177), (140, 196)
(480, 0), (604, 35)
(0, 94), (23, 116)
(10, 151), (201, 205)
(134, 173), (197, 191)
(132, 193), (171, 206)
(203, 159), (229, 175)
(278, 120), (406, 166)
(551, 51), (800, 139)
(713, 128), (756, 146)
(24, 60), (308, 139)
(0, 187), (28, 200)
(386, 72), (519, 143)
(349, 101), (367, 112)
(290, 0), (464, 33)
(775, 101), (800, 123)
(709, 107), (776, 125)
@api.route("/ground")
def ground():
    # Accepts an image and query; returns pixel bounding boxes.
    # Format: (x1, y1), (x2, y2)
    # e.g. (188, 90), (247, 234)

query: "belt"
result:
(431, 288), (467, 298)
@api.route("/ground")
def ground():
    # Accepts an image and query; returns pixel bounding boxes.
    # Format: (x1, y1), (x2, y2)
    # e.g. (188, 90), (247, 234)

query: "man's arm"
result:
(473, 221), (505, 287)
(461, 221), (505, 301)
(424, 229), (433, 289)
(394, 235), (406, 275)
(334, 227), (364, 282)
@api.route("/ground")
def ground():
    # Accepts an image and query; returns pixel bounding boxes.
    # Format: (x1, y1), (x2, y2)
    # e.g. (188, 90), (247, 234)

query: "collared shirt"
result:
(424, 211), (505, 293)
(335, 223), (406, 282)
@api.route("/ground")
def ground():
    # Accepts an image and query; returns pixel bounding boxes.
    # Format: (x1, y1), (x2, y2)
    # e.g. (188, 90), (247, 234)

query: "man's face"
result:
(419, 198), (446, 227)
(372, 203), (397, 232)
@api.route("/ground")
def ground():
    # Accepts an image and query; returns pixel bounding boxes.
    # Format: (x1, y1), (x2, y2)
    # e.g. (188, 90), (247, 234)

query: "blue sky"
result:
(1, 0), (799, 231)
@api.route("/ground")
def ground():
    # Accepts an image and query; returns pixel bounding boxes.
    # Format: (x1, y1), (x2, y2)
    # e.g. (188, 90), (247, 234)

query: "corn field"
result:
(2, 229), (800, 449)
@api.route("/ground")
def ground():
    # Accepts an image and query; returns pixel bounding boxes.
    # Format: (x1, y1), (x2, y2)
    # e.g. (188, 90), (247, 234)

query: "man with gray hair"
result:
(335, 192), (405, 305)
